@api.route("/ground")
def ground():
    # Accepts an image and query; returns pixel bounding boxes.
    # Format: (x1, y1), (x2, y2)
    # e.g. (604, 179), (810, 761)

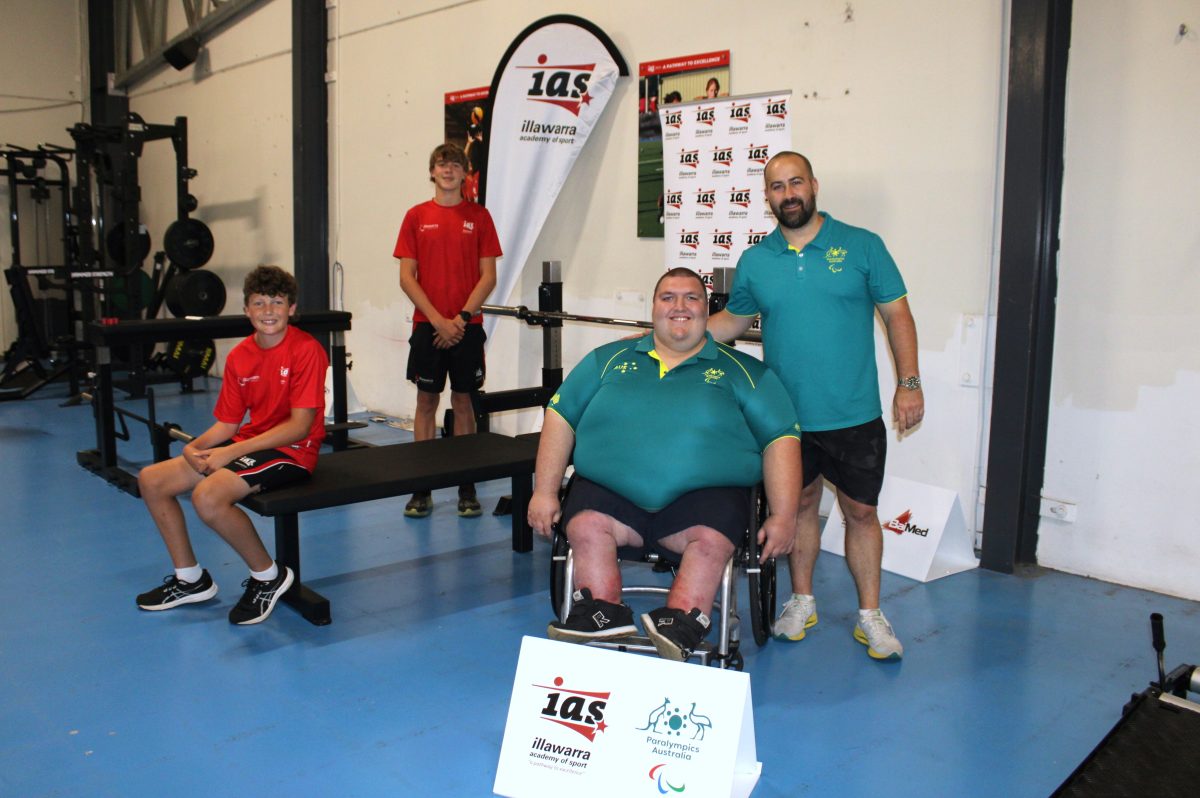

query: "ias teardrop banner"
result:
(480, 16), (629, 339)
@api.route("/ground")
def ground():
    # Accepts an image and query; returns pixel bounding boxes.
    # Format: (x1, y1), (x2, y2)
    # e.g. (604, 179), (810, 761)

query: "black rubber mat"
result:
(1053, 691), (1200, 797)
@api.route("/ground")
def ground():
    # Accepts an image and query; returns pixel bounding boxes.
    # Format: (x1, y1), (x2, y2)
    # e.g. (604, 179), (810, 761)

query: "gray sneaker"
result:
(853, 609), (903, 661)
(773, 594), (818, 642)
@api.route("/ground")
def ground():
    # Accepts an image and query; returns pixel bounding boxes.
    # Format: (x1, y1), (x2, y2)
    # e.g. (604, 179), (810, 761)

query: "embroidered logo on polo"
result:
(610, 361), (639, 374)
(825, 246), (848, 273)
(702, 368), (725, 384)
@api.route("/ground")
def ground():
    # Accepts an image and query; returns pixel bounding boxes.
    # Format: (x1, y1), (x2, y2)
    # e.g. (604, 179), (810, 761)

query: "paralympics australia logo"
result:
(648, 763), (687, 794)
(702, 368), (725, 384)
(639, 697), (713, 742)
(825, 246), (848, 273)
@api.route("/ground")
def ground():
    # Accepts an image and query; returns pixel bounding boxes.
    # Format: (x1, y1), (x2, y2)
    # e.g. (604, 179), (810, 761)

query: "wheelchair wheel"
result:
(549, 528), (569, 617)
(749, 488), (777, 646)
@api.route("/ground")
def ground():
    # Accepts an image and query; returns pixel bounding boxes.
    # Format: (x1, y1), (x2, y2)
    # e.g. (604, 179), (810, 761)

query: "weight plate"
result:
(163, 218), (214, 270)
(166, 338), (216, 378)
(164, 270), (226, 317)
(105, 222), (151, 275)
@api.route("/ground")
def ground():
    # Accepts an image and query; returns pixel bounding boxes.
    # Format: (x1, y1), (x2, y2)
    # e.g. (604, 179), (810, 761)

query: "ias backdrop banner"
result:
(480, 16), (628, 338)
(659, 91), (792, 284)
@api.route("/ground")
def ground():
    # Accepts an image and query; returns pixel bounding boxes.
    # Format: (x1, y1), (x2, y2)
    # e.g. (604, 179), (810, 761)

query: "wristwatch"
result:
(898, 376), (922, 390)
(459, 310), (473, 323)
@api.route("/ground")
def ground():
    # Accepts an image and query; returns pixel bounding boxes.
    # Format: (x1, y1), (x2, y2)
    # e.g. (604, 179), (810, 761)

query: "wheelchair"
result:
(548, 482), (777, 670)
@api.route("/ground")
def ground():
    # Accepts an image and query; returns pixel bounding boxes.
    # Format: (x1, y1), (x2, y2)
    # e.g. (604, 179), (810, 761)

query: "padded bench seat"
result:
(240, 432), (539, 625)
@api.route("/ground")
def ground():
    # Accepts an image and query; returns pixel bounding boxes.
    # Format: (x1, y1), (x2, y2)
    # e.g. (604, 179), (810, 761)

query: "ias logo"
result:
(523, 55), (594, 116)
(728, 103), (751, 123)
(679, 150), (699, 169)
(747, 230), (768, 246)
(747, 144), (770, 164)
(711, 147), (733, 165)
(536, 676), (610, 741)
(695, 189), (716, 208)
(728, 188), (752, 208)
(664, 191), (683, 209)
(695, 106), (715, 126)
(663, 109), (683, 128)
(765, 97), (789, 120)
(712, 231), (733, 250)
(679, 231), (700, 250)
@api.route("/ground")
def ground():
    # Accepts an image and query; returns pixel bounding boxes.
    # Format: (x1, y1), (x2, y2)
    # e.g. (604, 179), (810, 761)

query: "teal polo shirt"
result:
(725, 212), (907, 431)
(548, 332), (800, 511)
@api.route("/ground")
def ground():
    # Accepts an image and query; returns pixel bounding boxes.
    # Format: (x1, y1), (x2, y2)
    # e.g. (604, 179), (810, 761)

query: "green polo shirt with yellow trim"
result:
(726, 212), (907, 431)
(548, 332), (800, 511)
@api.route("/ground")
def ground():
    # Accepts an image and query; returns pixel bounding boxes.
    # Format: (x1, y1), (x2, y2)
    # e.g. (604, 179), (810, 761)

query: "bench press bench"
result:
(239, 431), (539, 626)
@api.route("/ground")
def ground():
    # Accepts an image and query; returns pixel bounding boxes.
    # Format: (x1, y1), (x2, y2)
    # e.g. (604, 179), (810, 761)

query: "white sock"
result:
(250, 563), (279, 582)
(859, 608), (882, 619)
(791, 593), (815, 602)
(176, 564), (203, 583)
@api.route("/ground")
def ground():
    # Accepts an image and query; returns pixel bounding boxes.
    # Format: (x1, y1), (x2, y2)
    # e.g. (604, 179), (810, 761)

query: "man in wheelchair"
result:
(528, 268), (802, 661)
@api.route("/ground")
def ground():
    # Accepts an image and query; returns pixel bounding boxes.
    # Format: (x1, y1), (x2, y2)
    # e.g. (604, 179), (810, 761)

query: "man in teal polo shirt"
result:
(709, 151), (923, 661)
(528, 268), (802, 662)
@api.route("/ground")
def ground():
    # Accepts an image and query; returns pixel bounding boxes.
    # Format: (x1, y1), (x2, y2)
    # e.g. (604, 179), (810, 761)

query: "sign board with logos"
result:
(494, 636), (760, 798)
(821, 475), (979, 582)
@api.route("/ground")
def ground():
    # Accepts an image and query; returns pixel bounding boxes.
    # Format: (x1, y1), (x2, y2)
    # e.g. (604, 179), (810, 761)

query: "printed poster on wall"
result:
(659, 90), (792, 293)
(637, 50), (731, 238)
(444, 87), (492, 203)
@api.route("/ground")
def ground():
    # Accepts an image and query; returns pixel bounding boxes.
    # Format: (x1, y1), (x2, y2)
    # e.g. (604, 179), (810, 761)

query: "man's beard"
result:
(772, 197), (815, 230)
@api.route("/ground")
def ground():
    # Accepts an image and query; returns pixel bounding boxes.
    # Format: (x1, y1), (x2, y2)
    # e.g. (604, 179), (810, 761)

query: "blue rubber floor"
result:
(1, 378), (1197, 797)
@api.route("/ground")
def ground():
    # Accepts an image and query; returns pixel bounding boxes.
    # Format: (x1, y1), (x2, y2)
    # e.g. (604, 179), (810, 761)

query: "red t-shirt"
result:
(213, 325), (329, 471)
(392, 199), (502, 323)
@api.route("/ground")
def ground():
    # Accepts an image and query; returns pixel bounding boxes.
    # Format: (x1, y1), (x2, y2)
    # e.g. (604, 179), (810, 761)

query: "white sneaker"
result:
(773, 594), (818, 642)
(853, 609), (903, 661)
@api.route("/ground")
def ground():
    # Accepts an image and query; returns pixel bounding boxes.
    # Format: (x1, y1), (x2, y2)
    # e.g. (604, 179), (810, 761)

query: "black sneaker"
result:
(136, 570), (218, 611)
(457, 496), (482, 517)
(547, 588), (637, 642)
(641, 606), (711, 662)
(405, 492), (432, 518)
(228, 565), (294, 625)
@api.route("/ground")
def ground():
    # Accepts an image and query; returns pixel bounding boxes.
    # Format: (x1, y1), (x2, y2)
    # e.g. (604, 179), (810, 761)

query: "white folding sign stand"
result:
(821, 475), (979, 582)
(494, 636), (761, 797)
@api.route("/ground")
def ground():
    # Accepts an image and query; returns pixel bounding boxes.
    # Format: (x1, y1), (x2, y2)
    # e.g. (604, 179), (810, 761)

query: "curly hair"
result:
(243, 265), (297, 305)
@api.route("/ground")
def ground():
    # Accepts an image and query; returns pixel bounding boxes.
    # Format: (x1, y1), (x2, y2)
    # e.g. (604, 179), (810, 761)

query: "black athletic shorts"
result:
(407, 322), (486, 394)
(801, 417), (887, 506)
(222, 446), (312, 492)
(560, 476), (749, 564)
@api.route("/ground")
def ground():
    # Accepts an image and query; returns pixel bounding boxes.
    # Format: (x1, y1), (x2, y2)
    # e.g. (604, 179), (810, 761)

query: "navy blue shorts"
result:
(560, 476), (749, 564)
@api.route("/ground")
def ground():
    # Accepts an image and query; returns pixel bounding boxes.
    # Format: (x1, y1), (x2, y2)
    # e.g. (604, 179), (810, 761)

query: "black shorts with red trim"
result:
(222, 447), (312, 492)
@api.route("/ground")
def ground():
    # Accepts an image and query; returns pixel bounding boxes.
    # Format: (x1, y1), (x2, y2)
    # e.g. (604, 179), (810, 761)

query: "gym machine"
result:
(0, 145), (89, 400)
(1053, 613), (1200, 796)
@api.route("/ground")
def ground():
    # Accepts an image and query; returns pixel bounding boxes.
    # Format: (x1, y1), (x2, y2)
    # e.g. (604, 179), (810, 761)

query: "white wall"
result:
(0, 0), (86, 350)
(1039, 2), (1200, 601)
